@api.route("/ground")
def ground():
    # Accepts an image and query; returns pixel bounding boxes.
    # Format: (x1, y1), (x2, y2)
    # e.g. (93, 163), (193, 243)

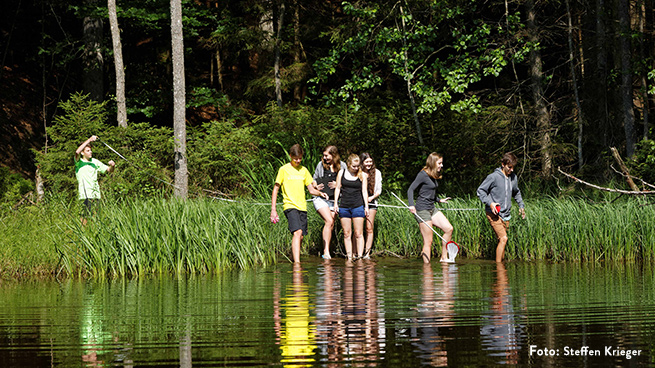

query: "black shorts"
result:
(82, 198), (97, 217)
(284, 209), (308, 236)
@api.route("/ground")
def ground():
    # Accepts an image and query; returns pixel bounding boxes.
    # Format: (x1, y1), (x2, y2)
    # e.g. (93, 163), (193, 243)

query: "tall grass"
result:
(5, 194), (655, 278)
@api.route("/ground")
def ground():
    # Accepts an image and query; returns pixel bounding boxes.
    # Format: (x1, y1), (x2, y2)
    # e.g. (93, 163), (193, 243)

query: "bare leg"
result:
(291, 229), (303, 263)
(317, 206), (336, 257)
(418, 221), (434, 263)
(353, 217), (366, 257)
(430, 211), (453, 261)
(341, 217), (354, 259)
(364, 209), (377, 256)
(496, 234), (508, 262)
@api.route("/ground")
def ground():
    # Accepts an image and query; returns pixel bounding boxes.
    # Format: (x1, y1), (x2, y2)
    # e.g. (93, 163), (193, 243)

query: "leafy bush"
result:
(632, 139), (655, 185)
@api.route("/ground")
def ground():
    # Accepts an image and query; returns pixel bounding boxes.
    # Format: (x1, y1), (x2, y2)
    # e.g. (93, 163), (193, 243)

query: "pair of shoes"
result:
(322, 253), (331, 260)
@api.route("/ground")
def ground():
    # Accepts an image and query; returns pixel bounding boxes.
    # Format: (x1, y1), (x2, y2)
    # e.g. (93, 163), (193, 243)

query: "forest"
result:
(1, 0), (655, 205)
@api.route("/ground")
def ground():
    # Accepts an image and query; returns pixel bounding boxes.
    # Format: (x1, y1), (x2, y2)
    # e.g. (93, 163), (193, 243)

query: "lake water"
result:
(1, 258), (654, 367)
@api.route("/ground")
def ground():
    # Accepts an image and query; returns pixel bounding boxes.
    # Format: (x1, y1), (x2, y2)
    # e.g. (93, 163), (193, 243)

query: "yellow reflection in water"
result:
(276, 263), (316, 367)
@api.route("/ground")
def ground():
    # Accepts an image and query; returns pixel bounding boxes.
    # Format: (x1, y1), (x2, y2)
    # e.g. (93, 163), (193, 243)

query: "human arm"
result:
(476, 174), (499, 213)
(312, 163), (324, 191)
(75, 136), (97, 160)
(333, 170), (343, 213)
(270, 183), (280, 223)
(361, 172), (369, 215)
(368, 169), (382, 202)
(407, 171), (425, 213)
(512, 178), (526, 219)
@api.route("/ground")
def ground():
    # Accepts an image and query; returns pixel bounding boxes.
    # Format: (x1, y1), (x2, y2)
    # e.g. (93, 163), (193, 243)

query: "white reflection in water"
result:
(315, 259), (384, 366)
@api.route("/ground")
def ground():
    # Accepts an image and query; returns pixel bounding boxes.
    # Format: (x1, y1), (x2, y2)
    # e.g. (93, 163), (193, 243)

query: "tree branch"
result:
(557, 167), (655, 195)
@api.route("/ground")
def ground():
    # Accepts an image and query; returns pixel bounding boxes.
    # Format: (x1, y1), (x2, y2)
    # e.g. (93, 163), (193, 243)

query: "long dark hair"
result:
(360, 152), (376, 196)
(323, 145), (341, 172)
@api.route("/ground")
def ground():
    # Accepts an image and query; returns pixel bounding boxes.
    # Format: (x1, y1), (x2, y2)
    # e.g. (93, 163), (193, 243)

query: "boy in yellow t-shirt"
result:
(271, 144), (328, 263)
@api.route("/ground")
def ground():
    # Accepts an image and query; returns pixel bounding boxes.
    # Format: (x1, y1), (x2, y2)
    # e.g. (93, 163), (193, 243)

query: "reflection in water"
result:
(315, 259), (383, 366)
(3, 261), (655, 367)
(412, 263), (457, 366)
(480, 262), (523, 365)
(275, 263), (317, 367)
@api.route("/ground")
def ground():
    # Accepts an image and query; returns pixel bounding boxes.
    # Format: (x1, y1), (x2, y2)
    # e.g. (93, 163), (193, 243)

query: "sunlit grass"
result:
(3, 194), (655, 278)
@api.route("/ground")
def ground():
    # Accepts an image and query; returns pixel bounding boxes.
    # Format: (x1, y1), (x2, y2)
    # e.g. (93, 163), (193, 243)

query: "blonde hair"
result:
(346, 153), (363, 180)
(422, 152), (443, 179)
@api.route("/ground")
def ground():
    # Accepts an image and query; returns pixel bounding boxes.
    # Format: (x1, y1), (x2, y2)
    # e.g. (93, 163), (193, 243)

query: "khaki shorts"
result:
(415, 208), (439, 224)
(486, 212), (509, 240)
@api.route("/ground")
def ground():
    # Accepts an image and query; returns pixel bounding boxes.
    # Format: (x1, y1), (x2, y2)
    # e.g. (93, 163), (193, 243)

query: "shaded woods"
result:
(0, 0), (654, 201)
(2, 0), (655, 276)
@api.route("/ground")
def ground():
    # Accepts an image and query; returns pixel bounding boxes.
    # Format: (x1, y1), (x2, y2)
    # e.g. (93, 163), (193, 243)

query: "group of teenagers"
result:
(269, 144), (526, 264)
(72, 136), (525, 264)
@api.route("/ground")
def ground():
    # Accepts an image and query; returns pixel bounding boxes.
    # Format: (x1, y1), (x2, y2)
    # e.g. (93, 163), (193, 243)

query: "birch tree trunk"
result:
(526, 0), (553, 176)
(171, 0), (188, 198)
(108, 0), (127, 127)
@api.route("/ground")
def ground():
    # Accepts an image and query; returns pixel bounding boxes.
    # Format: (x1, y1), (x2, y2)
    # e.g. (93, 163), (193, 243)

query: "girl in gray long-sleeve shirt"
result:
(407, 152), (454, 263)
(476, 152), (526, 263)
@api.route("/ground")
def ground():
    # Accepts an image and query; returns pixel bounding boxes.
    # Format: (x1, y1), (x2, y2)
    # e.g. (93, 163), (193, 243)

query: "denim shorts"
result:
(339, 205), (366, 218)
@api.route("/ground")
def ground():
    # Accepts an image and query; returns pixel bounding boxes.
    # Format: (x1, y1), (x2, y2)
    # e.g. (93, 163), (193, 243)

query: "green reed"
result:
(8, 194), (655, 277)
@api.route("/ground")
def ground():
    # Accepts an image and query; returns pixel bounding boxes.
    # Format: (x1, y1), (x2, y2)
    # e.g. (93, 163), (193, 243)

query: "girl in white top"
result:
(360, 152), (382, 259)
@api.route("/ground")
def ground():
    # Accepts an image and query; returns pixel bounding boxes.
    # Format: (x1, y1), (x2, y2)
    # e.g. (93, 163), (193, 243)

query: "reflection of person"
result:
(407, 153), (453, 263)
(315, 259), (343, 365)
(75, 135), (115, 225)
(413, 262), (456, 366)
(476, 152), (526, 262)
(274, 263), (317, 367)
(342, 259), (380, 363)
(360, 153), (382, 259)
(271, 144), (328, 263)
(334, 154), (369, 260)
(480, 262), (521, 365)
(312, 146), (346, 259)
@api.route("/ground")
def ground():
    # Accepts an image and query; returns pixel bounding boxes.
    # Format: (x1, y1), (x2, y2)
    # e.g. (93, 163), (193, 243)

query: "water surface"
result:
(1, 259), (654, 367)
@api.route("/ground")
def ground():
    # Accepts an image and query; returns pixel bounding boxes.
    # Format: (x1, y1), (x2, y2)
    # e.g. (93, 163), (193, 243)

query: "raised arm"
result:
(75, 135), (97, 159)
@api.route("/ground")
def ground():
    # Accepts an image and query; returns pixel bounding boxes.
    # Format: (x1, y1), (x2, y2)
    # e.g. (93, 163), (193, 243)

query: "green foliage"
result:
(0, 168), (33, 210)
(311, 0), (523, 116)
(631, 139), (655, 184)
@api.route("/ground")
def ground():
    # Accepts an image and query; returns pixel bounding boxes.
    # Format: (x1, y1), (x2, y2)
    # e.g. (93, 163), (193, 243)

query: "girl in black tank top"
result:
(334, 154), (369, 260)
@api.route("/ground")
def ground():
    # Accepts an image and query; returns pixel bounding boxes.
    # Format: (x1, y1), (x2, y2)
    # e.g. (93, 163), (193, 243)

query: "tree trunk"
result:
(618, 0), (635, 157)
(108, 0), (127, 127)
(399, 6), (424, 148)
(292, 0), (302, 101)
(565, 0), (584, 169)
(274, 0), (285, 107)
(171, 0), (188, 198)
(526, 0), (553, 177)
(83, 0), (104, 102)
(595, 0), (609, 147)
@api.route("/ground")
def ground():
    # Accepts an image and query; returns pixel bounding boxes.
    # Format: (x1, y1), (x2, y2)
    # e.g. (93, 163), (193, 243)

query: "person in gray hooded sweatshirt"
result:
(477, 152), (526, 262)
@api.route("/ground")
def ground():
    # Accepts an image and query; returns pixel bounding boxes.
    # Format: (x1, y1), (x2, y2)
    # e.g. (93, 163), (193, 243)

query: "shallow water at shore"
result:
(1, 258), (653, 367)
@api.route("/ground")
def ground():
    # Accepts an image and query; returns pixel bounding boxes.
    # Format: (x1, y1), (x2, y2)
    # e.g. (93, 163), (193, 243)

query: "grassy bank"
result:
(1, 195), (654, 278)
